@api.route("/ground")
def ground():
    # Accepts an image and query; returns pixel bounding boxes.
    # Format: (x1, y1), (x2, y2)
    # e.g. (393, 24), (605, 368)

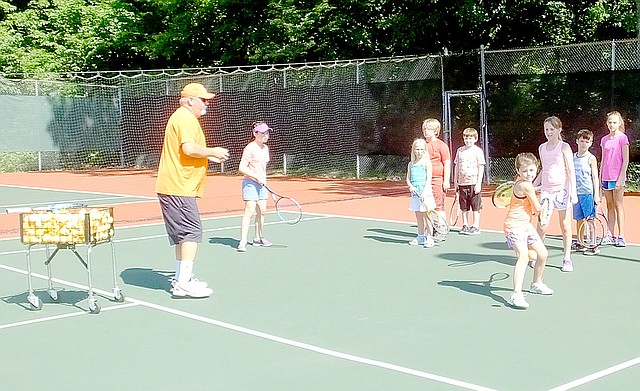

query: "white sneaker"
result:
(530, 281), (554, 295)
(601, 235), (615, 245)
(423, 236), (435, 248)
(171, 280), (213, 298)
(561, 259), (573, 272)
(409, 236), (425, 246)
(237, 241), (247, 252)
(509, 292), (529, 309)
(169, 276), (208, 291)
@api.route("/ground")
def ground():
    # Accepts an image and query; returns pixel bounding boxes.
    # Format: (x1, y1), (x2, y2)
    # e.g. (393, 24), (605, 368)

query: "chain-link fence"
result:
(0, 41), (638, 190)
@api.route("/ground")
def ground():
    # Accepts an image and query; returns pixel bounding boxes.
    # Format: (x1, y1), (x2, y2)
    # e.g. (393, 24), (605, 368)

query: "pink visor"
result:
(253, 123), (272, 133)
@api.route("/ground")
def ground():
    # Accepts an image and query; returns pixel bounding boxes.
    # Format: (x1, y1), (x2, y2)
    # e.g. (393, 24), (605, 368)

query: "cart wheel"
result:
(48, 289), (58, 301)
(113, 289), (125, 303)
(88, 300), (101, 314)
(27, 294), (43, 311)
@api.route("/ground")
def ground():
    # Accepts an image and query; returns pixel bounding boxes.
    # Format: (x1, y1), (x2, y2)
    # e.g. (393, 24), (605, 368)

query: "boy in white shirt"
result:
(453, 128), (486, 235)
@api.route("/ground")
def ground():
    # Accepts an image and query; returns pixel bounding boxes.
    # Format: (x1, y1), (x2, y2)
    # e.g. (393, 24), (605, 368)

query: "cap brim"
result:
(199, 93), (215, 99)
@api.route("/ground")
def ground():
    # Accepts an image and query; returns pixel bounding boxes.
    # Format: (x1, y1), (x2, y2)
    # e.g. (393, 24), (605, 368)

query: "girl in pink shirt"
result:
(237, 122), (272, 252)
(535, 116), (577, 272)
(600, 111), (630, 247)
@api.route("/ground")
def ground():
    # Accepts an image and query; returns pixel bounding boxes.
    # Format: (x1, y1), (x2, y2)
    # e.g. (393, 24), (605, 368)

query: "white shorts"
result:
(540, 189), (569, 211)
(505, 225), (541, 248)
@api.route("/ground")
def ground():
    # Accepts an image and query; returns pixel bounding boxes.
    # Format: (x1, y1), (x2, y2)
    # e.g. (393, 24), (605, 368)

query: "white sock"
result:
(174, 260), (181, 281)
(177, 261), (193, 284)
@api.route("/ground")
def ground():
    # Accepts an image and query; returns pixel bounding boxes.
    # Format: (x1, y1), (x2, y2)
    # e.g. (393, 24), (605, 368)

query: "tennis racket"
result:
(264, 185), (302, 225)
(492, 181), (515, 208)
(448, 191), (459, 226)
(538, 197), (552, 227)
(428, 210), (449, 238)
(414, 192), (449, 239)
(577, 204), (607, 248)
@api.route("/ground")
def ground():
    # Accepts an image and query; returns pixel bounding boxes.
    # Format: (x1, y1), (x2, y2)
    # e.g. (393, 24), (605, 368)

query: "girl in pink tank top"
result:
(535, 116), (577, 272)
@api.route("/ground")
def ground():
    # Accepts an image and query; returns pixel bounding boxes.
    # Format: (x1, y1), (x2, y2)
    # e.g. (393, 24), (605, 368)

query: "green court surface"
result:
(1, 210), (639, 391)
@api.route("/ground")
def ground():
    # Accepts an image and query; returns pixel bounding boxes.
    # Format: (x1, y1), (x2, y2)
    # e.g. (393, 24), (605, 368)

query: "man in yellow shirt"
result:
(155, 83), (229, 298)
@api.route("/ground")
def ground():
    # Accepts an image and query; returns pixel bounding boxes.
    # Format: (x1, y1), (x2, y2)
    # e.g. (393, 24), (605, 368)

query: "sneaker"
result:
(584, 247), (600, 256)
(409, 235), (425, 246)
(467, 226), (481, 235)
(459, 225), (469, 235)
(528, 260), (536, 269)
(423, 236), (435, 248)
(169, 276), (208, 291)
(171, 280), (213, 298)
(615, 237), (626, 247)
(237, 241), (247, 252)
(561, 259), (574, 272)
(433, 232), (446, 242)
(530, 281), (554, 295)
(601, 235), (615, 245)
(252, 237), (272, 247)
(509, 292), (529, 309)
(571, 241), (585, 251)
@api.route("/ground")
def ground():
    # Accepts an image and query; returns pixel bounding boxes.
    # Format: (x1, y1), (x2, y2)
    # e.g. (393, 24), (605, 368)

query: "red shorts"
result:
(431, 177), (445, 211)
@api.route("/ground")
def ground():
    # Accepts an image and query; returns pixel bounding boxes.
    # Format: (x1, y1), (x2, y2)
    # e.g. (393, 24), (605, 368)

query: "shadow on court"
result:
(364, 228), (415, 244)
(120, 267), (173, 292)
(2, 289), (92, 311)
(440, 251), (514, 267)
(208, 236), (238, 249)
(438, 272), (512, 306)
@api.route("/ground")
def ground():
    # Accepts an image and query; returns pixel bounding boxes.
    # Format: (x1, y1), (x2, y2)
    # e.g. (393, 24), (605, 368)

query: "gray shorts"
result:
(157, 194), (203, 245)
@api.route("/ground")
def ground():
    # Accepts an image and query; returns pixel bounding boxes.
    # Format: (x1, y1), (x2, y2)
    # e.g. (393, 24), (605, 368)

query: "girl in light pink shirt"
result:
(237, 122), (272, 252)
(600, 111), (630, 247)
(534, 116), (577, 272)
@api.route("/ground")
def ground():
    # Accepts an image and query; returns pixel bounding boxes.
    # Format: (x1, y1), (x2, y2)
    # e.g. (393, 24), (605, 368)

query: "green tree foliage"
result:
(0, 0), (142, 75)
(0, 0), (638, 73)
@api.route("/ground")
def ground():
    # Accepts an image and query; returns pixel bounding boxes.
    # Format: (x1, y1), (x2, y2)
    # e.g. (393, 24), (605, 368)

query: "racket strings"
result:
(276, 197), (302, 224)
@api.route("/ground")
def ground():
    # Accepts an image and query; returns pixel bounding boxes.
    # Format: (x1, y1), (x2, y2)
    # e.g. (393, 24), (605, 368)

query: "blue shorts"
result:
(602, 180), (625, 190)
(573, 194), (595, 221)
(242, 179), (268, 201)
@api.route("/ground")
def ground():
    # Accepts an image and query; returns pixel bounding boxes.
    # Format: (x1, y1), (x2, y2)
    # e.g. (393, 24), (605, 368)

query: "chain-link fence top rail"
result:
(484, 39), (640, 75)
(0, 56), (443, 178)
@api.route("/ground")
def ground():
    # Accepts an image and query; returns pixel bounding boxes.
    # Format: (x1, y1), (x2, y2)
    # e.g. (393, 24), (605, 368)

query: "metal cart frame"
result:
(21, 206), (124, 314)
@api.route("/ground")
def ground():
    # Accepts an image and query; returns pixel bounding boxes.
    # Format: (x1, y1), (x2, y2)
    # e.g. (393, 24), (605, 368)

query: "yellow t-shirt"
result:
(155, 106), (208, 197)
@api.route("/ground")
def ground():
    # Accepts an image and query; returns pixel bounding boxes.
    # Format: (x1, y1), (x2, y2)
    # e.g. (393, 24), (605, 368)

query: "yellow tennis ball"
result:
(528, 249), (537, 261)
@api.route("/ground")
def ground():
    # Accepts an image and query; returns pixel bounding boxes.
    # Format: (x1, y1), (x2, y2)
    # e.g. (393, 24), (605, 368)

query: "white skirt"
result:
(409, 194), (436, 212)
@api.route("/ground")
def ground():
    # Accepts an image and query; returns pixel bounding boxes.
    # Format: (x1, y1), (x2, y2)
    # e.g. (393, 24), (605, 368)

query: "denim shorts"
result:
(242, 178), (268, 201)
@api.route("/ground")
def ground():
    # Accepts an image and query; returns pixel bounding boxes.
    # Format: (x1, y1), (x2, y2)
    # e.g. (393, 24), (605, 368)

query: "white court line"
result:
(0, 216), (636, 390)
(545, 356), (640, 391)
(126, 296), (500, 391)
(0, 183), (157, 200)
(0, 255), (495, 391)
(0, 303), (139, 330)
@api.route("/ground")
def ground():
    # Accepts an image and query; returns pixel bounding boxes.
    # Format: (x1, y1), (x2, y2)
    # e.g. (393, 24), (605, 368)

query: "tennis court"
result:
(0, 172), (639, 391)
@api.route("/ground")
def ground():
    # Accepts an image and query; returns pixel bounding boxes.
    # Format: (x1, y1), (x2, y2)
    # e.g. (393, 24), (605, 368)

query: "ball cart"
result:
(19, 204), (124, 314)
